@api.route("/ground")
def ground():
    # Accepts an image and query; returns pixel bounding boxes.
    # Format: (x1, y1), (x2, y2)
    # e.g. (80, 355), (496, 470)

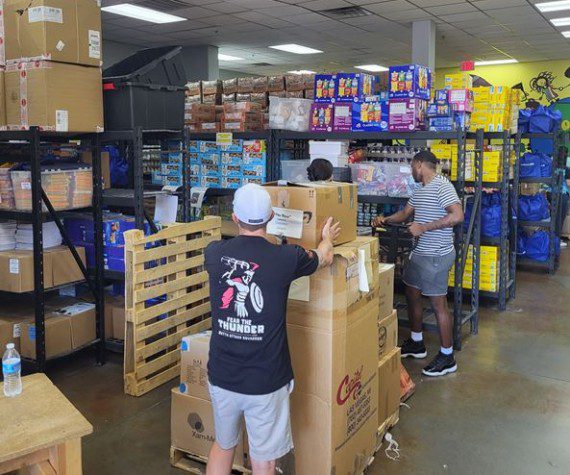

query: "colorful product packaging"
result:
(221, 176), (242, 189)
(198, 152), (219, 166)
(310, 103), (334, 132)
(388, 99), (427, 131)
(200, 175), (221, 188)
(427, 103), (452, 117)
(335, 73), (375, 103)
(242, 163), (266, 180)
(448, 89), (474, 112)
(351, 101), (389, 132)
(333, 104), (352, 132)
(388, 64), (431, 100)
(314, 74), (337, 103)
(434, 89), (449, 104)
(221, 164), (241, 177)
(220, 151), (242, 165)
(198, 141), (218, 153)
(444, 73), (473, 90)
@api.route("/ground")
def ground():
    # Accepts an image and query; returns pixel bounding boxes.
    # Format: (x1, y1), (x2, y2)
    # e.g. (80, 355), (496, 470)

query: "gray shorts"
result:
(208, 381), (293, 462)
(402, 250), (455, 297)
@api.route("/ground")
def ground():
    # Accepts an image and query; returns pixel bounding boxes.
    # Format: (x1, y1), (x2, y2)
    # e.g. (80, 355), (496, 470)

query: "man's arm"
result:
(314, 217), (341, 268)
(408, 203), (464, 237)
(373, 204), (414, 227)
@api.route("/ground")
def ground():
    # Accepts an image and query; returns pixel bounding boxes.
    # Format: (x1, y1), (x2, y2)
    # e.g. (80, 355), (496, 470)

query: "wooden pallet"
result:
(123, 217), (221, 396)
(170, 446), (251, 474)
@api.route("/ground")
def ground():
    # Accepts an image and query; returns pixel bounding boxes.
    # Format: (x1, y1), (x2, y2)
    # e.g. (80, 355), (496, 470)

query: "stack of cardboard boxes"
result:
(1, 0), (103, 132)
(170, 181), (401, 473)
(469, 86), (521, 133)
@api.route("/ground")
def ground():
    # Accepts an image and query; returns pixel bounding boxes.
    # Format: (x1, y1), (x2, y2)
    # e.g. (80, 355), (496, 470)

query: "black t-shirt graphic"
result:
(204, 235), (319, 395)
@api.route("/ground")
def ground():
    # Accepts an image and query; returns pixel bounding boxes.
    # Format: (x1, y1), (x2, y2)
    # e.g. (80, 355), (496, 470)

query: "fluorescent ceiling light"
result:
(536, 1), (570, 12)
(355, 64), (389, 72)
(269, 44), (323, 54)
(474, 59), (518, 66)
(101, 3), (186, 24)
(287, 69), (316, 74)
(562, 30), (570, 37)
(218, 53), (243, 61)
(550, 16), (570, 26)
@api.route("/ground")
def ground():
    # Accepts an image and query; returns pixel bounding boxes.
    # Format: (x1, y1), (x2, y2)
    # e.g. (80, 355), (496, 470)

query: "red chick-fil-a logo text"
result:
(336, 366), (363, 405)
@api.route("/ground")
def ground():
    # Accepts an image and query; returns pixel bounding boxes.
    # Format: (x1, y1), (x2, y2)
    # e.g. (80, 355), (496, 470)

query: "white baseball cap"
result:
(233, 184), (273, 225)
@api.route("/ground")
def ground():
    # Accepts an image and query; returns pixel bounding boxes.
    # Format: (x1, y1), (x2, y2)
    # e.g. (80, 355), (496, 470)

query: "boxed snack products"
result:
(236, 93), (251, 102)
(336, 73), (375, 103)
(201, 80), (222, 95)
(309, 103), (334, 132)
(199, 122), (221, 132)
(222, 78), (238, 94)
(333, 104), (352, 132)
(269, 90), (287, 98)
(388, 99), (427, 132)
(268, 75), (285, 92)
(269, 96), (312, 132)
(186, 81), (201, 96)
(444, 73), (473, 90)
(285, 91), (303, 98)
(389, 64), (431, 100)
(184, 104), (216, 123)
(221, 93), (236, 103)
(250, 92), (269, 107)
(252, 76), (269, 93)
(352, 101), (388, 132)
(223, 102), (262, 113)
(448, 89), (474, 112)
(314, 74), (337, 103)
(237, 77), (254, 93)
(284, 74), (306, 91)
(304, 88), (314, 100)
(202, 94), (221, 105)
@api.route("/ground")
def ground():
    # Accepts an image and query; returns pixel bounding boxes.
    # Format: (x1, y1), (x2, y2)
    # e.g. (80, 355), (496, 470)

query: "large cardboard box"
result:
(0, 316), (23, 352)
(377, 263), (394, 320)
(180, 332), (210, 401)
(51, 245), (86, 286)
(264, 182), (357, 249)
(104, 293), (123, 340)
(0, 70), (6, 129)
(377, 347), (401, 428)
(171, 389), (245, 467)
(287, 294), (379, 475)
(337, 236), (379, 292)
(112, 304), (125, 341)
(287, 240), (380, 332)
(378, 310), (397, 360)
(20, 314), (72, 359)
(4, 0), (102, 67)
(5, 60), (103, 132)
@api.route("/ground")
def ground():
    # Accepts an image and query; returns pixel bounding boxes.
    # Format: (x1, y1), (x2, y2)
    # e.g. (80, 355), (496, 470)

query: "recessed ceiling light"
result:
(355, 64), (389, 72)
(287, 70), (317, 74)
(562, 30), (570, 37)
(218, 53), (243, 61)
(474, 59), (518, 66)
(269, 44), (323, 54)
(101, 3), (186, 24)
(550, 16), (570, 26)
(536, 1), (570, 13)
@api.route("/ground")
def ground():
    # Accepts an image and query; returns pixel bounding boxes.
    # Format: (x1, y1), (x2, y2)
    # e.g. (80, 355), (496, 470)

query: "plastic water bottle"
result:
(2, 343), (22, 397)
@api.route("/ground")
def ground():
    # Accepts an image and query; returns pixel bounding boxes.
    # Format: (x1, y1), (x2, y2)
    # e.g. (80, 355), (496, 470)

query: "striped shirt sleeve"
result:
(437, 180), (460, 209)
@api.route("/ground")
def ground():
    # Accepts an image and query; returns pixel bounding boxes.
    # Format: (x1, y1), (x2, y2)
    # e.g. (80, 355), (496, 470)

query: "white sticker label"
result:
(56, 40), (65, 51)
(21, 181), (31, 190)
(336, 105), (350, 118)
(28, 6), (63, 23)
(267, 207), (304, 239)
(55, 110), (68, 132)
(57, 302), (95, 316)
(88, 30), (101, 59)
(450, 90), (466, 102)
(390, 102), (407, 115)
(12, 323), (21, 338)
(9, 258), (19, 274)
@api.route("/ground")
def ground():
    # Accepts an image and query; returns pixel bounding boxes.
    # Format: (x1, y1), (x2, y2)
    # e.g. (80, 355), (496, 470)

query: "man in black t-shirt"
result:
(204, 183), (340, 475)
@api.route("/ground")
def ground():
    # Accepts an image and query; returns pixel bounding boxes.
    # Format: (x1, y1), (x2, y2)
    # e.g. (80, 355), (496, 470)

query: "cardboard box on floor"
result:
(5, 60), (103, 132)
(19, 299), (96, 359)
(264, 181), (357, 249)
(180, 332), (210, 401)
(3, 0), (102, 67)
(104, 294), (123, 340)
(288, 293), (379, 475)
(0, 246), (86, 292)
(378, 309), (397, 360)
(171, 388), (246, 468)
(377, 263), (395, 320)
(377, 347), (401, 428)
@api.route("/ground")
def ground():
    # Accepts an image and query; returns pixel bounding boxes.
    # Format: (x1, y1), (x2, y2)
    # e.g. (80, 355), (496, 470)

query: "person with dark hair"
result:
(204, 183), (340, 475)
(307, 158), (333, 181)
(373, 150), (464, 377)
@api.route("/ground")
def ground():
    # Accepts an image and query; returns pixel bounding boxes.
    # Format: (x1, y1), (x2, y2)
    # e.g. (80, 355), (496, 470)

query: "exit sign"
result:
(461, 61), (475, 71)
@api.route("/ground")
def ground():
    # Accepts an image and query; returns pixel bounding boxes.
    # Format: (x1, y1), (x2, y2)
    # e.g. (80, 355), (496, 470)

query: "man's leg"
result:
(250, 458), (276, 475)
(405, 284), (424, 333)
(429, 295), (453, 349)
(206, 443), (236, 475)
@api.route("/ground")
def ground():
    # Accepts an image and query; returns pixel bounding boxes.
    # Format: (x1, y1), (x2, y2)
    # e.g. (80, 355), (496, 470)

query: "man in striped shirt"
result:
(374, 151), (464, 377)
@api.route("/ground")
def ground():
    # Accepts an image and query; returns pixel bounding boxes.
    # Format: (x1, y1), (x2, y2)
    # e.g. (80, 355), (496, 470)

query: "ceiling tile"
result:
(302, 0), (352, 11)
(364, 1), (416, 15)
(427, 3), (477, 16)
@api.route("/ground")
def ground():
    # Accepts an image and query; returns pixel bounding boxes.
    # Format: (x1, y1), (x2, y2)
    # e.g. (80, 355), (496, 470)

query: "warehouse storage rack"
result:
(0, 127), (105, 372)
(271, 129), (483, 350)
(517, 131), (567, 274)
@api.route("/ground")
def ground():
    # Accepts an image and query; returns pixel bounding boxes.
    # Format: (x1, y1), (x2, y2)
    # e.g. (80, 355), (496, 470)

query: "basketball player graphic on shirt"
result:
(220, 257), (264, 318)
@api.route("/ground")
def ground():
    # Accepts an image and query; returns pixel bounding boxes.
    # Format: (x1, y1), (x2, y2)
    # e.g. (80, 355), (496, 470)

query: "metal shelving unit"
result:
(0, 128), (105, 371)
(517, 131), (566, 274)
(272, 128), (481, 350)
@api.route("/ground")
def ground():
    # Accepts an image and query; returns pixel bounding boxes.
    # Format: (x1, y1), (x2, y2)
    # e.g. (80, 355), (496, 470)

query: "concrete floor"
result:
(47, 249), (570, 475)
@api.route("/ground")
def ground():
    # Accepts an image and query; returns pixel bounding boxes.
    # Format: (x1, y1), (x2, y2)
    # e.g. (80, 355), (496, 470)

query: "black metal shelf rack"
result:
(516, 131), (567, 274)
(0, 128), (105, 371)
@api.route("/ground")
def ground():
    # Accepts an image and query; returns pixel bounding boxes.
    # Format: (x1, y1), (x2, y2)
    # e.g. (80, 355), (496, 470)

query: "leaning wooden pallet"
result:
(123, 217), (221, 397)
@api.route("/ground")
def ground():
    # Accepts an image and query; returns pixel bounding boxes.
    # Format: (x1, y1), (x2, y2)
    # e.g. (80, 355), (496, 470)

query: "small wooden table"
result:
(0, 373), (93, 475)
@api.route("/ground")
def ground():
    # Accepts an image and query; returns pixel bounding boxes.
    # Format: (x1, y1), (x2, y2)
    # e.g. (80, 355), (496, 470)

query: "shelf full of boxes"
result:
(0, 0), (107, 371)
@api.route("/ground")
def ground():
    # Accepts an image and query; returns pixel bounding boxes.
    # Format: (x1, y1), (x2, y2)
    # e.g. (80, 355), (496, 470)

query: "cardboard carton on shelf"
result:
(179, 331), (211, 401)
(377, 263), (395, 320)
(104, 293), (124, 340)
(377, 347), (401, 428)
(171, 388), (246, 467)
(0, 298), (36, 352)
(378, 309), (397, 360)
(112, 304), (125, 341)
(0, 245), (86, 293)
(0, 70), (6, 130)
(4, 0), (102, 67)
(5, 60), (103, 132)
(264, 182), (357, 250)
